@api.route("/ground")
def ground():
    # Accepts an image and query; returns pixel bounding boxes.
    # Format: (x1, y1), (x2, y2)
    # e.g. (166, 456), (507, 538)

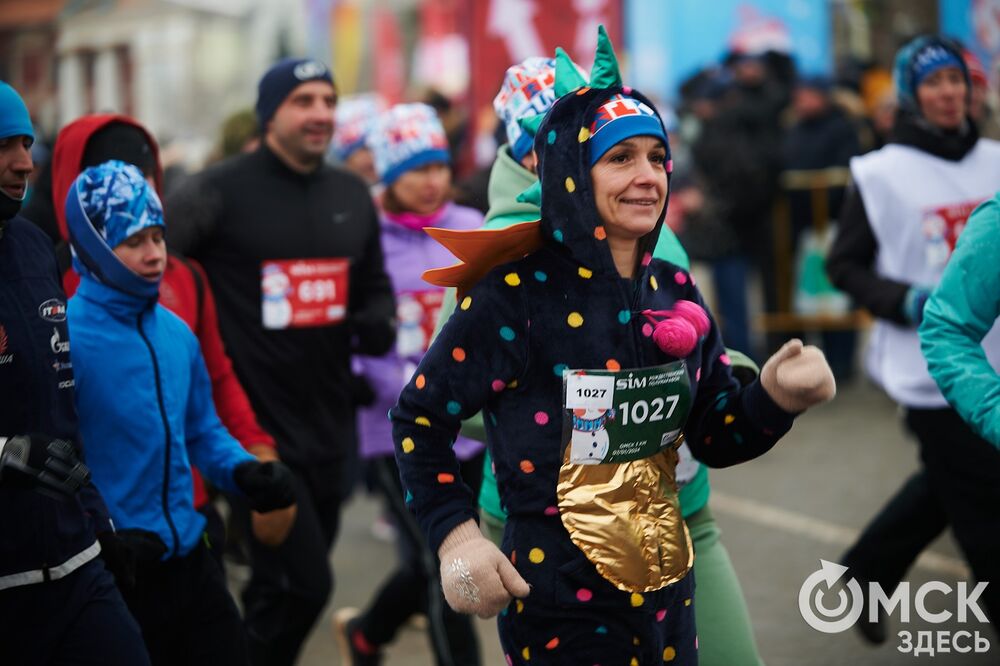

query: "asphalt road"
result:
(228, 377), (997, 665)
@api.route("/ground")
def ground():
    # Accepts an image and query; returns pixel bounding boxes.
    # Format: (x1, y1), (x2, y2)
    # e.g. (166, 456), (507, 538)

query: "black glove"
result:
(0, 434), (91, 498)
(233, 461), (296, 512)
(350, 312), (396, 356)
(98, 528), (168, 589)
(349, 373), (376, 408)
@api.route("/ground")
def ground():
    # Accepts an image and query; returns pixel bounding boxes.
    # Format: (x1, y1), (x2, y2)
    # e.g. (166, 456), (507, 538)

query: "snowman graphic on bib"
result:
(261, 264), (293, 330)
(570, 407), (616, 464)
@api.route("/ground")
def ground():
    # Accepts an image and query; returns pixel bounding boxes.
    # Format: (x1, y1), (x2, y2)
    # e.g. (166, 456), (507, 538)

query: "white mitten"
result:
(437, 519), (530, 618)
(760, 339), (837, 413)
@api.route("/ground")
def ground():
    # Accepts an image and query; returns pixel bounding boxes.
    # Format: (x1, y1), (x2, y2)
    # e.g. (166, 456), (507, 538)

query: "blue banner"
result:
(940, 0), (1000, 79)
(625, 0), (831, 103)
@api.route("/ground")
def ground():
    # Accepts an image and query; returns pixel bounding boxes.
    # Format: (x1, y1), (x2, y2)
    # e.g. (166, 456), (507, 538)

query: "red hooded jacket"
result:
(50, 114), (275, 508)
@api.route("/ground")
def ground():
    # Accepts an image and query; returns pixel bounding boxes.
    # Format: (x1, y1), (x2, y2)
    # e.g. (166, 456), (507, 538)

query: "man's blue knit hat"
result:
(0, 81), (34, 143)
(256, 58), (335, 130)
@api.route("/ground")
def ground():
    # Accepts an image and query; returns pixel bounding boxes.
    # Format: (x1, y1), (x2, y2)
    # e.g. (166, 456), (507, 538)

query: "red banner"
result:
(466, 0), (622, 170)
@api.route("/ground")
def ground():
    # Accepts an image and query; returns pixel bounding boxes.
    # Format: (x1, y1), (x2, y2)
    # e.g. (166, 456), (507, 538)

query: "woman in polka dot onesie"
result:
(391, 27), (836, 665)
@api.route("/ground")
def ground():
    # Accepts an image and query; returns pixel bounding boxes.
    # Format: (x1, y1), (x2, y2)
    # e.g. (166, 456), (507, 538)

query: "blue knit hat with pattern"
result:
(65, 160), (164, 299)
(368, 103), (450, 185)
(331, 94), (384, 161)
(494, 57), (557, 162)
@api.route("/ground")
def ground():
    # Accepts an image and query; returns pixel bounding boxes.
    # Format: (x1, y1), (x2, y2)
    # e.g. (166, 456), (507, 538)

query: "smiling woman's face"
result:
(589, 135), (668, 242)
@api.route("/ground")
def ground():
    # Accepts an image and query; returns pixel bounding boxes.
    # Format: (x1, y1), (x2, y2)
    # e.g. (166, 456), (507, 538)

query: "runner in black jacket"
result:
(0, 80), (150, 666)
(165, 59), (395, 666)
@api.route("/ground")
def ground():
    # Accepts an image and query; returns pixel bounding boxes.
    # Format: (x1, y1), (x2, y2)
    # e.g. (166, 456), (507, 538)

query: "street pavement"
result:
(229, 377), (997, 665)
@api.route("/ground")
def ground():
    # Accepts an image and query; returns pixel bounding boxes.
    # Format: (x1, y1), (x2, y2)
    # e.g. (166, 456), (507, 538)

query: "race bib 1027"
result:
(562, 362), (692, 465)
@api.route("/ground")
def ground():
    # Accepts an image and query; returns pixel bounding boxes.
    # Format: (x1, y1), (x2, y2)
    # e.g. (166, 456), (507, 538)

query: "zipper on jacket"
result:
(136, 311), (180, 558)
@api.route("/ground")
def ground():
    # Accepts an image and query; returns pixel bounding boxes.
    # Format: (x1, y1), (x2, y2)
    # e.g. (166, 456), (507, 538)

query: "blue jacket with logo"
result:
(68, 274), (254, 559)
(0, 216), (110, 582)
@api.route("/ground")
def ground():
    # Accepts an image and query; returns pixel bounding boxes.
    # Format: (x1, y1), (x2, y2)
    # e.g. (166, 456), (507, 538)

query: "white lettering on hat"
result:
(294, 61), (327, 81)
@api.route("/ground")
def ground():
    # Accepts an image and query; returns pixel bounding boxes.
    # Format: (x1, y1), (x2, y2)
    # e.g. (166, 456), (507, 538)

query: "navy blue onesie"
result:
(392, 86), (796, 665)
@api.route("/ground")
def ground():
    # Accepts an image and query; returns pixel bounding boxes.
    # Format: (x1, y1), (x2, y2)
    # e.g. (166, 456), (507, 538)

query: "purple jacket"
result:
(357, 203), (485, 459)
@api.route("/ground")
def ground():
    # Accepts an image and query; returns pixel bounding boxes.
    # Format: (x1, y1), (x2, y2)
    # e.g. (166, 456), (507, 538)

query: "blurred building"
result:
(2, 0), (308, 164)
(0, 0), (63, 133)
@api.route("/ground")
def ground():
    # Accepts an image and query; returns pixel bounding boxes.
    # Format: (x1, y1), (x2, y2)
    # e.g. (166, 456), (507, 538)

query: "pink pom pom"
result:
(671, 300), (710, 336)
(622, 85), (633, 94)
(652, 317), (698, 357)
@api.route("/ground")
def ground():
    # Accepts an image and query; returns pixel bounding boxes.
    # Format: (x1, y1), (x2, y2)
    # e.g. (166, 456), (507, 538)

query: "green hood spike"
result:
(515, 179), (542, 207)
(516, 113), (545, 138)
(509, 25), (621, 160)
(588, 24), (622, 90)
(554, 47), (587, 96)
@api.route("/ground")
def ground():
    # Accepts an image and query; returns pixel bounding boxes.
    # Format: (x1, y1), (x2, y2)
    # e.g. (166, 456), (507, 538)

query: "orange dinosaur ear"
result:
(422, 220), (544, 298)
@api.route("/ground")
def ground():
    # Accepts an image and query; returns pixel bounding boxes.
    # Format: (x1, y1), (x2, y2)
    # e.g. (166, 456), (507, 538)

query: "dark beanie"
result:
(82, 122), (155, 176)
(255, 58), (335, 129)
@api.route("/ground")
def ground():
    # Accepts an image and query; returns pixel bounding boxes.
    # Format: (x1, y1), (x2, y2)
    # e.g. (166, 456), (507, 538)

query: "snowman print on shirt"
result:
(261, 263), (293, 330)
(570, 407), (616, 464)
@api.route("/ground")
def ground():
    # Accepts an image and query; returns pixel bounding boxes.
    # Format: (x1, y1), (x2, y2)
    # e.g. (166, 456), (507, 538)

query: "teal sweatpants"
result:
(686, 506), (765, 666)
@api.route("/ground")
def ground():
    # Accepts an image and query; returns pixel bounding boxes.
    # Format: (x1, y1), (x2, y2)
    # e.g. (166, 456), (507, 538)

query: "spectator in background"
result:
(329, 94), (384, 187)
(860, 68), (897, 150)
(334, 102), (484, 666)
(217, 109), (261, 161)
(690, 51), (791, 357)
(781, 75), (861, 379)
(166, 58), (396, 666)
(963, 49), (1000, 140)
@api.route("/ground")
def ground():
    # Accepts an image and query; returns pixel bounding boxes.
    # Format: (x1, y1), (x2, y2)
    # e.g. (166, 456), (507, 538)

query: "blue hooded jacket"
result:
(65, 163), (254, 558)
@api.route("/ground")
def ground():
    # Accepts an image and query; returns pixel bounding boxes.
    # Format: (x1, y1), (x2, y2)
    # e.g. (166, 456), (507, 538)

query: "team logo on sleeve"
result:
(38, 299), (67, 322)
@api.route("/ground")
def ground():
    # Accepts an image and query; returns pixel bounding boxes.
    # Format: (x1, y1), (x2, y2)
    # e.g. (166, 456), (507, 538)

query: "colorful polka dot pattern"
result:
(387, 83), (793, 661)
